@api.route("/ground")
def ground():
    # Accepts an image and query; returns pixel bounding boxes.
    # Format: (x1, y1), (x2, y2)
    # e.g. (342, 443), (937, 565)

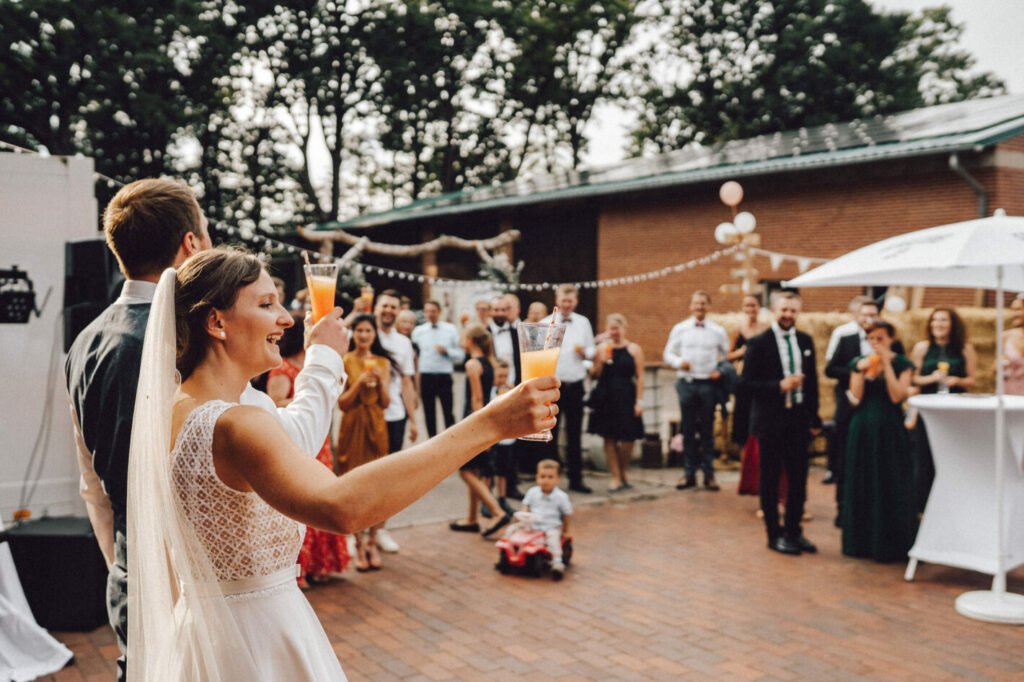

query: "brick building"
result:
(310, 94), (1024, 355)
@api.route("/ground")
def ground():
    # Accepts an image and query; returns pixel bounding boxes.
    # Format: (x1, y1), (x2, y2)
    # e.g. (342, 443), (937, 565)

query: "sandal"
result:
(449, 521), (481, 532)
(366, 542), (383, 571)
(354, 537), (371, 572)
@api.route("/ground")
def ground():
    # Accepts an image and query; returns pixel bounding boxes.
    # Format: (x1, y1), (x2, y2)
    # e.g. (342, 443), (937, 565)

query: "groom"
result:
(65, 178), (349, 679)
(742, 291), (821, 556)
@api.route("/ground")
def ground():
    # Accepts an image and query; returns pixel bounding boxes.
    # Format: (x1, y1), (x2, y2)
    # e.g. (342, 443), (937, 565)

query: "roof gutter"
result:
(948, 152), (988, 218)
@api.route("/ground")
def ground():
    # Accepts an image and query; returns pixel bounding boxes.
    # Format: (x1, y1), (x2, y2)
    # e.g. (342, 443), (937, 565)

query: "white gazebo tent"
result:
(787, 210), (1024, 624)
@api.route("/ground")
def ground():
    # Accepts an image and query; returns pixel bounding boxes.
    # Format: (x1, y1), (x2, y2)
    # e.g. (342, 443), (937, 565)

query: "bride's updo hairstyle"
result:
(175, 247), (264, 380)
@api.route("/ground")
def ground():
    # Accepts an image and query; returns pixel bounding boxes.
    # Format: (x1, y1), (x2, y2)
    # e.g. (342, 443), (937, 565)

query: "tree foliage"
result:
(628, 0), (1006, 154)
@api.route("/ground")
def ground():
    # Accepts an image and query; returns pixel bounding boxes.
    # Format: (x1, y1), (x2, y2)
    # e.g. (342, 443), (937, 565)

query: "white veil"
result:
(126, 268), (261, 681)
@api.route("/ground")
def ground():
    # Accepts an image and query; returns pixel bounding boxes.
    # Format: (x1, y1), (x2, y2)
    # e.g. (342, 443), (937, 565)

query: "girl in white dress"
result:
(127, 248), (560, 681)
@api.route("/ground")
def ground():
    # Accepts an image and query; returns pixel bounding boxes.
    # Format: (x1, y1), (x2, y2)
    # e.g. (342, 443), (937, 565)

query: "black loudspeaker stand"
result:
(2, 516), (108, 631)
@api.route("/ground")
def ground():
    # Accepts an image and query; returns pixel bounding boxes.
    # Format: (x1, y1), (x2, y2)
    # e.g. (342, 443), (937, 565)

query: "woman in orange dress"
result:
(267, 322), (350, 587)
(335, 313), (391, 571)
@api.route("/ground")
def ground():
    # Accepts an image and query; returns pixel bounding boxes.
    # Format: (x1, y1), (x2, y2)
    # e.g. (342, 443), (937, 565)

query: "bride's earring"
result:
(219, 331), (226, 339)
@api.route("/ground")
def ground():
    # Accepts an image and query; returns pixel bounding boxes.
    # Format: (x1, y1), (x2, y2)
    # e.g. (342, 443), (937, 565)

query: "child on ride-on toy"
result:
(516, 459), (573, 579)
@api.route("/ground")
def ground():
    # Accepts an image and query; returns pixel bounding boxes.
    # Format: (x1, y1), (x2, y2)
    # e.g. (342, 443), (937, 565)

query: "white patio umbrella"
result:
(787, 209), (1024, 624)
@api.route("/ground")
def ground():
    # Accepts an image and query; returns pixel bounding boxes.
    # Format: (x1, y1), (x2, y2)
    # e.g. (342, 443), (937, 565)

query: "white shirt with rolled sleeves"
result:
(412, 321), (465, 373)
(662, 317), (729, 380)
(378, 327), (416, 422)
(539, 311), (594, 383)
(522, 485), (573, 532)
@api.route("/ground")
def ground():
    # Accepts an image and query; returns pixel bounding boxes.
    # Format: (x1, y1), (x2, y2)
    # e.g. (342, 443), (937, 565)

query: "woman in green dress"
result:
(842, 320), (917, 562)
(909, 307), (977, 513)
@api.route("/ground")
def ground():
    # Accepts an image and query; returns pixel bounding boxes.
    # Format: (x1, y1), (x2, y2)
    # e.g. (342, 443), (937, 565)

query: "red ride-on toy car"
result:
(495, 525), (572, 579)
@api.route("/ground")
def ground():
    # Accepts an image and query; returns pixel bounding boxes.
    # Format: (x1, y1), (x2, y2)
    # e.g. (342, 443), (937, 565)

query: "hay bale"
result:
(710, 308), (999, 420)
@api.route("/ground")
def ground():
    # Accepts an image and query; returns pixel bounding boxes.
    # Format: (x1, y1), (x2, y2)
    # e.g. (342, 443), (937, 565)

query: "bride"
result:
(127, 248), (559, 681)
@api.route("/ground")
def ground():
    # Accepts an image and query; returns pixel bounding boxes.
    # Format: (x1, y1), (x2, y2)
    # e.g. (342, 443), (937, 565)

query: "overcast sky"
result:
(584, 0), (1023, 167)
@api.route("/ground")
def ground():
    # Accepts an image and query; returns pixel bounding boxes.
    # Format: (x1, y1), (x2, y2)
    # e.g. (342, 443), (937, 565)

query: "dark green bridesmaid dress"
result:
(841, 354), (918, 562)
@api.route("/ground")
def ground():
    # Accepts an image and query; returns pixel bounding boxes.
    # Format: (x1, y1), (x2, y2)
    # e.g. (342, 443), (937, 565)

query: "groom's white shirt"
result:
(73, 278), (346, 566)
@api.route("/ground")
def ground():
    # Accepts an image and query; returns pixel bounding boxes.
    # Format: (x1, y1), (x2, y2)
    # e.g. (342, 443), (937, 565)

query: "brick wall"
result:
(595, 148), (1019, 357)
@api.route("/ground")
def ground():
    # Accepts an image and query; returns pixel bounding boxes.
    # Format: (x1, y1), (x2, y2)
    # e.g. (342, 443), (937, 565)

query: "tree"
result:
(628, 0), (1005, 154)
(0, 1), (236, 206)
(371, 0), (515, 199)
(504, 0), (641, 172)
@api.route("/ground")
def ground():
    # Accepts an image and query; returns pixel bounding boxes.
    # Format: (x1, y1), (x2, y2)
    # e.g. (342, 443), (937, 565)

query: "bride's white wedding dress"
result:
(169, 400), (347, 680)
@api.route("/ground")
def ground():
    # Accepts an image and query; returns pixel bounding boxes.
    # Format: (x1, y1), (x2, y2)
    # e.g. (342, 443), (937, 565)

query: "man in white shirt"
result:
(64, 179), (349, 680)
(412, 300), (464, 437)
(374, 289), (419, 553)
(541, 284), (595, 493)
(663, 290), (729, 491)
(489, 294), (518, 384)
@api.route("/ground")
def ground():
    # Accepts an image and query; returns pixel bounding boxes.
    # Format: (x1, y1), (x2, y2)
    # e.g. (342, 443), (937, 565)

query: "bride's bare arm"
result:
(214, 377), (560, 534)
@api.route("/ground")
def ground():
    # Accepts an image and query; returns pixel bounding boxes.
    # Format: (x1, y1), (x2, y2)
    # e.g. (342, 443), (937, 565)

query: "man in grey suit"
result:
(65, 179), (348, 679)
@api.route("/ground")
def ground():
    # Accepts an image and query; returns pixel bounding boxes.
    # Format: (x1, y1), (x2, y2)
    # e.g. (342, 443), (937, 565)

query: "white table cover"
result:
(0, 541), (74, 681)
(909, 394), (1024, 576)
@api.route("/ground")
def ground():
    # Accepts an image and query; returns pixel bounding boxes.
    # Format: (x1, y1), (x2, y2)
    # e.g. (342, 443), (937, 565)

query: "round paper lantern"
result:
(719, 181), (744, 207)
(715, 222), (738, 245)
(734, 211), (757, 234)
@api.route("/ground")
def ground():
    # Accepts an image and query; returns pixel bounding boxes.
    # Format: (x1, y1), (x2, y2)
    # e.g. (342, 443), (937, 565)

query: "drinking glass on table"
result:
(303, 263), (339, 323)
(517, 322), (567, 442)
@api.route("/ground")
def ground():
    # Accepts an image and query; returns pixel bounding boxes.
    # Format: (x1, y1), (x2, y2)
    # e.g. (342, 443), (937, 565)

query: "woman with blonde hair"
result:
(587, 314), (645, 493)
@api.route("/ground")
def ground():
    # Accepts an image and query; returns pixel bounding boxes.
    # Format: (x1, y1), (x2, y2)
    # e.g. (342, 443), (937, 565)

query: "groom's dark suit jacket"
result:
(743, 328), (821, 437)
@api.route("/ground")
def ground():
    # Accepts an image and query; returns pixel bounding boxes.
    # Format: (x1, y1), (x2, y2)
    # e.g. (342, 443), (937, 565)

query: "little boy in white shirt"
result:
(520, 459), (573, 579)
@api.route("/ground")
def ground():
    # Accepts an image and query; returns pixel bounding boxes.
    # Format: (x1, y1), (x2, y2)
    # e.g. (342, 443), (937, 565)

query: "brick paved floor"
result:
(42, 470), (1024, 681)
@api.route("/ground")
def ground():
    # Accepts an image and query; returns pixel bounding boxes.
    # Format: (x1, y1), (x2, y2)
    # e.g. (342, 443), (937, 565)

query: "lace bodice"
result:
(171, 400), (302, 581)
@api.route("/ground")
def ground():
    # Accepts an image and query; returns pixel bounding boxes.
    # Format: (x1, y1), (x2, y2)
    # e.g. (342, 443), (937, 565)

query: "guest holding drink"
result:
(909, 307), (976, 512)
(449, 325), (514, 537)
(268, 324), (350, 586)
(587, 314), (645, 493)
(842, 320), (916, 562)
(1002, 295), (1024, 395)
(336, 313), (392, 570)
(728, 295), (769, 483)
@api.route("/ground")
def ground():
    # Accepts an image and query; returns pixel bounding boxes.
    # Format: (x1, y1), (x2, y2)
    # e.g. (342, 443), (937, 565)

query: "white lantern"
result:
(734, 211), (757, 234)
(884, 294), (907, 313)
(715, 222), (739, 244)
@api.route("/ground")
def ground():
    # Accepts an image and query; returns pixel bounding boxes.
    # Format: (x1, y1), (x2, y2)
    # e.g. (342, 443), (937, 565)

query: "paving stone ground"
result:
(42, 465), (1024, 681)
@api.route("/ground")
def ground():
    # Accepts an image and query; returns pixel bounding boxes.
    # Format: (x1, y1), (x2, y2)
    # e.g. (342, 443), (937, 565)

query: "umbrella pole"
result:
(955, 264), (1024, 623)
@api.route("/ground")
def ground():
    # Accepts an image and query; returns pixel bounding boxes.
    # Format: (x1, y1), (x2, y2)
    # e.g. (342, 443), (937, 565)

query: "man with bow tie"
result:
(412, 300), (464, 438)
(743, 291), (821, 556)
(489, 295), (518, 384)
(664, 290), (730, 491)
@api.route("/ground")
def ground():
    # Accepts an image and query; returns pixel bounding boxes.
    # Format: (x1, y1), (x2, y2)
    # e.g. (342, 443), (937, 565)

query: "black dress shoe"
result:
(794, 535), (818, 553)
(569, 483), (593, 494)
(703, 478), (720, 492)
(676, 477), (697, 490)
(768, 537), (802, 555)
(482, 511), (513, 538)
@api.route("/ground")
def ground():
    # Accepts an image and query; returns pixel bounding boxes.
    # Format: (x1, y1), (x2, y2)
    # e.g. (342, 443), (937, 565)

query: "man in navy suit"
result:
(742, 292), (821, 555)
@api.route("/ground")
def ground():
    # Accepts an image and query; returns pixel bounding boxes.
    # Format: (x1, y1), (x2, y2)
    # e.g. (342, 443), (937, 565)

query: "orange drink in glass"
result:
(517, 321), (567, 441)
(363, 356), (379, 388)
(303, 263), (339, 323)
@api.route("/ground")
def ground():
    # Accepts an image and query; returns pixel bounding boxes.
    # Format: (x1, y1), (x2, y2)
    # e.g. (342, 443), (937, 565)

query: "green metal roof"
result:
(312, 94), (1024, 231)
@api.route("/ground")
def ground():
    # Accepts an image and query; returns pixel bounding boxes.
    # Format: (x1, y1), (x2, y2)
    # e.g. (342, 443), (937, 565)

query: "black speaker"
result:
(2, 516), (108, 631)
(63, 239), (119, 351)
